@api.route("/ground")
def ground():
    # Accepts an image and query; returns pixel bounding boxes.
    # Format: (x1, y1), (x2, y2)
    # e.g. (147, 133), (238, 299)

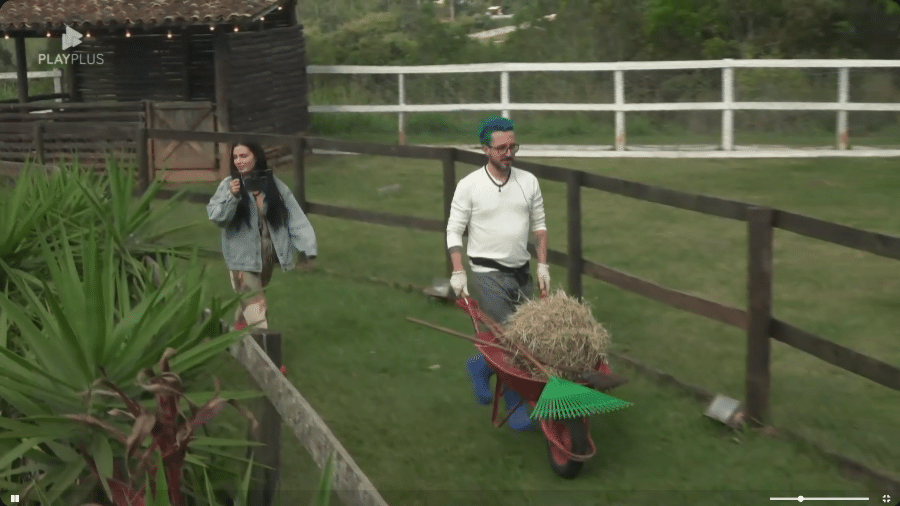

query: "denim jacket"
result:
(207, 175), (317, 272)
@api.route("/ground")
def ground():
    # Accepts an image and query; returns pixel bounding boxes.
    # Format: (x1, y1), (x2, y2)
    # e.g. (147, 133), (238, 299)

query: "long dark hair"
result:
(229, 141), (288, 231)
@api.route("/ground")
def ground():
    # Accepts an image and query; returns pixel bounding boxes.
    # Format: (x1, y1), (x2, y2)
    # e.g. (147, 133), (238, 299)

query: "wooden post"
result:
(52, 68), (62, 103)
(247, 330), (282, 506)
(213, 32), (232, 178)
(442, 148), (456, 276)
(33, 122), (45, 166)
(136, 127), (150, 193)
(837, 67), (849, 150)
(291, 136), (307, 213)
(181, 30), (193, 100)
(745, 206), (774, 426)
(566, 170), (584, 299)
(500, 71), (510, 119)
(398, 73), (406, 145)
(65, 56), (79, 102)
(614, 70), (625, 151)
(721, 59), (734, 151)
(15, 35), (28, 105)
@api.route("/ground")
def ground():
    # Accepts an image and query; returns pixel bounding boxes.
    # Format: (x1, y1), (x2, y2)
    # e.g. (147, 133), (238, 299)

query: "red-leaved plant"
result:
(67, 348), (258, 506)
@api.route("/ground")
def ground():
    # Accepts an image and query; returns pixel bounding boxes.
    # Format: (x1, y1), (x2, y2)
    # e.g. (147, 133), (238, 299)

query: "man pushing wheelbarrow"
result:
(445, 116), (551, 432)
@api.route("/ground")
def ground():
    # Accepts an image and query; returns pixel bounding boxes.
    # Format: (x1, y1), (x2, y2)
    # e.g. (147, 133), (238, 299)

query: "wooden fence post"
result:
(136, 127), (150, 193)
(746, 206), (774, 426)
(33, 122), (45, 166)
(442, 148), (456, 276)
(292, 136), (307, 213)
(247, 330), (282, 506)
(566, 170), (584, 299)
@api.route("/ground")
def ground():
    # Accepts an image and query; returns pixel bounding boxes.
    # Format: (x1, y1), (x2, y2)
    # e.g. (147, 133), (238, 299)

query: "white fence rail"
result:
(1, 69), (64, 102)
(307, 59), (900, 157)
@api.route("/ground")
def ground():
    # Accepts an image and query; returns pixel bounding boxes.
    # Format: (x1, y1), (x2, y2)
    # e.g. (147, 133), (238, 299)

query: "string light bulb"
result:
(85, 31), (91, 37)
(3, 33), (9, 40)
(167, 30), (172, 38)
(278, 5), (283, 9)
(233, 25), (239, 31)
(46, 31), (51, 37)
(125, 30), (131, 37)
(260, 16), (265, 21)
(210, 25), (215, 31)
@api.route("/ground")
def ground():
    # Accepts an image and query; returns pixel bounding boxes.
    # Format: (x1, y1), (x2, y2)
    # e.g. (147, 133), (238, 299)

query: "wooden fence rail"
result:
(6, 124), (899, 496)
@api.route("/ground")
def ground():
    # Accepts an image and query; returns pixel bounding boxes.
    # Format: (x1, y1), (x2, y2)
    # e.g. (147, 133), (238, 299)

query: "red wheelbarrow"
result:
(454, 297), (628, 479)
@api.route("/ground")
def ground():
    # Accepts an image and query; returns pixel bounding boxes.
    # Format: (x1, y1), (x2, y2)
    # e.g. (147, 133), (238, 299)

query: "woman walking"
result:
(207, 141), (317, 330)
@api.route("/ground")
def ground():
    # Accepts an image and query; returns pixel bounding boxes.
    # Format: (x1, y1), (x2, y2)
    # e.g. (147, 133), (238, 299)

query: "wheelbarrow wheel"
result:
(545, 417), (589, 479)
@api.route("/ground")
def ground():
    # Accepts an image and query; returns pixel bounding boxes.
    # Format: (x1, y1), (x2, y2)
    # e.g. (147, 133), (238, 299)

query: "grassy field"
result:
(305, 111), (900, 149)
(155, 153), (899, 504)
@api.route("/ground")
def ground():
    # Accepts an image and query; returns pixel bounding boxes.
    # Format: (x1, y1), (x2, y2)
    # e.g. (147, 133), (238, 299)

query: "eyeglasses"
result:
(490, 143), (519, 154)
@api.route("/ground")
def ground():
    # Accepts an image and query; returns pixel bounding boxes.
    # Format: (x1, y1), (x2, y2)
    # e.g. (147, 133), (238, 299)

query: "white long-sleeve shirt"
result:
(446, 165), (547, 273)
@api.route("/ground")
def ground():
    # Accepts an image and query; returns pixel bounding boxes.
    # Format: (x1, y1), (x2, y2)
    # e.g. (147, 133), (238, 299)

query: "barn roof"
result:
(0, 0), (288, 33)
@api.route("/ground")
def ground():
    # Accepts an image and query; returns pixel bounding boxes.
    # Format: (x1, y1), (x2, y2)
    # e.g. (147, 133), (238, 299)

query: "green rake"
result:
(463, 296), (632, 421)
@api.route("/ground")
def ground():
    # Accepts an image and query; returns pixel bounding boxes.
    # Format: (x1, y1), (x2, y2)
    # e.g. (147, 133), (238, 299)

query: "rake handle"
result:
(405, 316), (515, 354)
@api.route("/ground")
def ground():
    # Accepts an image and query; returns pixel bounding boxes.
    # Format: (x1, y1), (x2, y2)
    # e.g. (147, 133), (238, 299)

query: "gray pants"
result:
(471, 268), (535, 324)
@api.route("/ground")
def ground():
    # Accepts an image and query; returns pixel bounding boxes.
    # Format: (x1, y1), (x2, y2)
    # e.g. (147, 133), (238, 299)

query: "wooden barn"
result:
(0, 0), (309, 182)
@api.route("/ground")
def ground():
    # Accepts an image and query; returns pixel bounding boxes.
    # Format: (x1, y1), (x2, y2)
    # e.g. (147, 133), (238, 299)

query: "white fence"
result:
(307, 59), (900, 158)
(11, 62), (900, 157)
(1, 69), (64, 102)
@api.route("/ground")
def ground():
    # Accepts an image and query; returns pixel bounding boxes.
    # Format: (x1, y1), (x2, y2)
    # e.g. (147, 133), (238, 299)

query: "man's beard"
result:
(491, 158), (512, 172)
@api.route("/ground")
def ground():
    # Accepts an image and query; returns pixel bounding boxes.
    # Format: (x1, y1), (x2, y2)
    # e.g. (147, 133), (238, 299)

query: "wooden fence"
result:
(0, 102), (144, 168)
(7, 125), (900, 497)
(134, 126), (900, 426)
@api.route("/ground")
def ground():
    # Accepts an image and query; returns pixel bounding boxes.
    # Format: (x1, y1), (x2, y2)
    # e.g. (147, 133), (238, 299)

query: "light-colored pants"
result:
(229, 259), (274, 329)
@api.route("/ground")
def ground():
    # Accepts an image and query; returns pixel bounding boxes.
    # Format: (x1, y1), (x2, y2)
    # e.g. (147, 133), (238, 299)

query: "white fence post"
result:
(722, 59), (734, 151)
(614, 70), (625, 151)
(398, 73), (406, 145)
(500, 71), (510, 119)
(837, 67), (849, 150)
(53, 68), (62, 102)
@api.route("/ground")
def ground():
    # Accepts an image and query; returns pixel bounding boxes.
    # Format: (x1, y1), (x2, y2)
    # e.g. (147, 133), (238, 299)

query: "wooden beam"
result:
(581, 257), (749, 329)
(775, 210), (900, 261)
(770, 319), (900, 392)
(136, 127), (150, 193)
(291, 136), (307, 213)
(246, 331), (282, 506)
(15, 35), (28, 104)
(582, 172), (748, 221)
(229, 335), (390, 506)
(306, 202), (444, 232)
(213, 31), (232, 179)
(442, 148), (456, 276)
(566, 170), (584, 298)
(745, 207), (774, 426)
(182, 30), (193, 100)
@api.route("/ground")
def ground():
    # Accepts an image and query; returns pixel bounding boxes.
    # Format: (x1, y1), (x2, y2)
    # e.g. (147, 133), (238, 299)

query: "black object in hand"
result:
(241, 170), (270, 192)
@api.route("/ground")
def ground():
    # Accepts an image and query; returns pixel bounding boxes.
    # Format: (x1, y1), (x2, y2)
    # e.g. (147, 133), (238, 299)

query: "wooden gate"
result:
(147, 101), (219, 183)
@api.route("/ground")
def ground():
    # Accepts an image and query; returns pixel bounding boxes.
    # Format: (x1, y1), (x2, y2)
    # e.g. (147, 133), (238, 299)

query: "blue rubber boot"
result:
(503, 388), (536, 432)
(465, 354), (493, 405)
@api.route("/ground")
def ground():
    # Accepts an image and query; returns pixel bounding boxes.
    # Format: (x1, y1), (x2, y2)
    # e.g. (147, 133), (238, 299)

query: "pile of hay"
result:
(497, 289), (610, 381)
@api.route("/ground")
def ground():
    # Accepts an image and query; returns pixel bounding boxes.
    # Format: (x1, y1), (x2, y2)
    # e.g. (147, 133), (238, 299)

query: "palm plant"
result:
(0, 225), (255, 505)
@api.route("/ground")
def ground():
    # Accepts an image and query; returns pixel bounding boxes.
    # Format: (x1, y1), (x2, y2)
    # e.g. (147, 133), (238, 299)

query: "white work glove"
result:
(537, 263), (550, 296)
(450, 270), (469, 297)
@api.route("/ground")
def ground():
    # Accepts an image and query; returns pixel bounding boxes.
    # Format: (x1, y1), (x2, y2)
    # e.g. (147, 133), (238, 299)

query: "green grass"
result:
(305, 112), (900, 148)
(155, 153), (899, 503)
